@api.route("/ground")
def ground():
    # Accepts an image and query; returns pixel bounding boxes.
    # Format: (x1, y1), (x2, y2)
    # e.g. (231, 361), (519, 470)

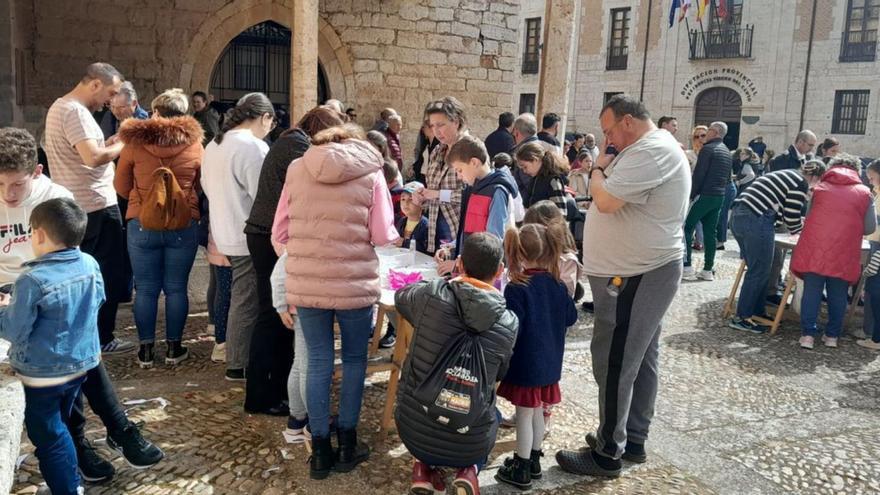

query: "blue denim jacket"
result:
(0, 248), (105, 378)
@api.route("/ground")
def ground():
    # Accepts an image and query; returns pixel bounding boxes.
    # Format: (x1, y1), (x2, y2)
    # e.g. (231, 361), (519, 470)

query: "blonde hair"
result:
(151, 88), (189, 117)
(691, 125), (708, 153)
(312, 123), (366, 145)
(515, 142), (570, 177)
(504, 223), (564, 285)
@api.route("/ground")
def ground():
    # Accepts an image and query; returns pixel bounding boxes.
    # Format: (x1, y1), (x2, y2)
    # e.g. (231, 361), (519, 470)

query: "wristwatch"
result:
(590, 166), (607, 178)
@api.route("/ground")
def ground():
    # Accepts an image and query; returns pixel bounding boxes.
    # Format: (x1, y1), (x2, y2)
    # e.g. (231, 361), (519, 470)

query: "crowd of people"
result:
(1, 60), (877, 495)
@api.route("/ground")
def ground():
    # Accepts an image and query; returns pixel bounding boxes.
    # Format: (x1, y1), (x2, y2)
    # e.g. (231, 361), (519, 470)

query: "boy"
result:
(394, 181), (429, 255)
(0, 198), (102, 495)
(395, 233), (518, 495)
(0, 127), (162, 482)
(384, 159), (405, 222)
(436, 135), (518, 274)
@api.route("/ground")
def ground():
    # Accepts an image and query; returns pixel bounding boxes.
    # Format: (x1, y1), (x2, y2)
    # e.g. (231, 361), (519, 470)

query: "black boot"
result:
(165, 340), (189, 365)
(495, 454), (532, 489)
(309, 436), (335, 480)
(335, 428), (370, 472)
(137, 343), (154, 369)
(502, 449), (544, 479)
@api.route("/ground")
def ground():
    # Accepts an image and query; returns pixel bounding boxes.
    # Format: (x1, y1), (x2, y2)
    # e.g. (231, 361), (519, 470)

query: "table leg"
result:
(369, 305), (386, 357)
(380, 314), (412, 435)
(724, 260), (746, 319)
(769, 274), (796, 335)
(845, 275), (866, 330)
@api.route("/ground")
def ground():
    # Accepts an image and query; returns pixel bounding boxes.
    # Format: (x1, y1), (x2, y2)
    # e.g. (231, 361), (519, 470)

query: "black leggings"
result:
(66, 362), (130, 444)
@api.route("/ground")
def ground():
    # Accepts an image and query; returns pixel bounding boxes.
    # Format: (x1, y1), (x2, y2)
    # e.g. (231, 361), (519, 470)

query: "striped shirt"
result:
(44, 97), (117, 213)
(734, 169), (809, 234)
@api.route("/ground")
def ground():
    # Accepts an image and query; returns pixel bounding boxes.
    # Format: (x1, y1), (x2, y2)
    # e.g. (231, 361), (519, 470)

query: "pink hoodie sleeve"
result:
(370, 172), (400, 246)
(271, 184), (290, 251)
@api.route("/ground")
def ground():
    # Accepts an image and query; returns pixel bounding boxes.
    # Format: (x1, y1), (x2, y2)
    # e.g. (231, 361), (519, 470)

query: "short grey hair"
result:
(513, 113), (538, 137)
(387, 114), (402, 124)
(828, 152), (862, 171)
(796, 129), (817, 143)
(115, 81), (138, 104)
(710, 121), (728, 138)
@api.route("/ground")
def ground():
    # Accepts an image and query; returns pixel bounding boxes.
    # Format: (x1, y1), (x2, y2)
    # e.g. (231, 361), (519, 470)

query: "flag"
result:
(669, 0), (680, 27)
(696, 0), (709, 21)
(717, 0), (729, 20)
(679, 0), (692, 22)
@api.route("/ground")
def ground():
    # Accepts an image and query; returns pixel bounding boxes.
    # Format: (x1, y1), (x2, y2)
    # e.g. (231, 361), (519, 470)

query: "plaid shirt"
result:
(424, 142), (463, 252)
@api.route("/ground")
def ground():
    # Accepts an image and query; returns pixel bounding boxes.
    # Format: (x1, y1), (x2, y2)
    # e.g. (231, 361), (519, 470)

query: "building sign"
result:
(681, 68), (758, 102)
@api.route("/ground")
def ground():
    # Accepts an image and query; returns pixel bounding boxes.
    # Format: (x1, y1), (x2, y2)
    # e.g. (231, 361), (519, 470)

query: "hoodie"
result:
(0, 175), (73, 286)
(454, 169), (518, 257)
(283, 139), (399, 310)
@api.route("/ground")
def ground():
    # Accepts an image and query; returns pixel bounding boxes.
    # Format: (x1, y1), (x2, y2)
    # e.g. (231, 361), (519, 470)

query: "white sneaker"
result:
(857, 339), (880, 350)
(822, 336), (838, 348)
(36, 485), (84, 495)
(850, 328), (868, 339)
(101, 338), (136, 355)
(682, 266), (697, 281)
(211, 342), (227, 363)
(697, 270), (715, 281)
(799, 336), (815, 349)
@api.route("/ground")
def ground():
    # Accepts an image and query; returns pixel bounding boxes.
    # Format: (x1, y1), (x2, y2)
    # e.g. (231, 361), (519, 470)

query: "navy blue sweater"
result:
(502, 271), (578, 387)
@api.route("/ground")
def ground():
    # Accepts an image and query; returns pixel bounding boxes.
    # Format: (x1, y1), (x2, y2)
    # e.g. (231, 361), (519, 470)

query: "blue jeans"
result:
(24, 375), (86, 495)
(296, 306), (373, 438)
(716, 182), (737, 243)
(127, 219), (199, 343)
(212, 265), (232, 344)
(730, 204), (776, 319)
(800, 273), (849, 338)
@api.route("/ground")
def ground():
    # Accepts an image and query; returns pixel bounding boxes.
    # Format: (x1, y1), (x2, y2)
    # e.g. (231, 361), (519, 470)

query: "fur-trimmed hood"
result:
(118, 115), (204, 159)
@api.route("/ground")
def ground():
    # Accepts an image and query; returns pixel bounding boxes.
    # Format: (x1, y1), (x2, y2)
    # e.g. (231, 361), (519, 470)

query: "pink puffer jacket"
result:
(284, 138), (398, 310)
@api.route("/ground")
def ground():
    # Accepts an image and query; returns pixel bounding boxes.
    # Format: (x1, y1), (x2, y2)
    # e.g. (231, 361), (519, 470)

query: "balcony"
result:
(688, 25), (754, 60)
(840, 29), (877, 62)
(606, 46), (628, 70)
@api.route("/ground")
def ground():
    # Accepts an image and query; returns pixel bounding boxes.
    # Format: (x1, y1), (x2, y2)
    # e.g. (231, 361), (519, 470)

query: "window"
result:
(606, 8), (630, 70)
(709, 0), (744, 30)
(519, 94), (536, 115)
(841, 0), (879, 62)
(603, 92), (624, 104)
(832, 90), (870, 134)
(522, 18), (541, 74)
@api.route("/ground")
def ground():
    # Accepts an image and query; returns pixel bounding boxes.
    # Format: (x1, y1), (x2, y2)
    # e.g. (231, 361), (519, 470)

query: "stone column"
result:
(290, 0), (319, 123)
(536, 0), (581, 139)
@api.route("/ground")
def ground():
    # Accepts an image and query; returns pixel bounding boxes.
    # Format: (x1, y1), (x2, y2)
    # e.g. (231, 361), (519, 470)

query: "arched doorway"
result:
(694, 87), (742, 149)
(209, 21), (329, 114)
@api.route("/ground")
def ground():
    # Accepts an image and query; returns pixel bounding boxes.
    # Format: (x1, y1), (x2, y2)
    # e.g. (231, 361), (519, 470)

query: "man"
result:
(0, 127), (163, 482)
(583, 133), (600, 161)
(485, 111), (516, 159)
(682, 122), (733, 282)
(192, 91), (220, 146)
(371, 107), (398, 132)
(509, 113), (540, 199)
(43, 62), (133, 354)
(385, 113), (404, 168)
(657, 116), (678, 136)
(99, 81), (148, 138)
(556, 95), (690, 478)
(537, 112), (563, 154)
(567, 133), (585, 164)
(769, 130), (817, 172)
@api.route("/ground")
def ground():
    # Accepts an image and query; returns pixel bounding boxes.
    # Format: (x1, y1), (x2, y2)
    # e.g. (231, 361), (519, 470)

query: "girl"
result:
(735, 147), (759, 193)
(522, 200), (583, 300)
(859, 159), (880, 351)
(515, 141), (570, 214)
(495, 224), (578, 490)
(569, 150), (593, 209)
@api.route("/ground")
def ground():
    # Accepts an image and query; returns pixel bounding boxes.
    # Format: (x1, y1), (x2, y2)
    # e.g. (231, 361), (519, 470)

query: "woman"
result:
(791, 155), (874, 349)
(115, 88), (203, 368)
(735, 148), (759, 193)
(201, 92), (275, 383)
(283, 123), (397, 479)
(515, 141), (570, 214)
(686, 126), (709, 250)
(817, 137), (840, 164)
(411, 118), (438, 183)
(413, 97), (467, 253)
(569, 150), (592, 208)
(242, 105), (345, 415)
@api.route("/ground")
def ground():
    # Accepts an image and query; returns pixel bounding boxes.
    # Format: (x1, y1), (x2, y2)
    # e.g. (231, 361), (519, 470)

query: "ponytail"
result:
(504, 223), (563, 285)
(214, 92), (274, 144)
(515, 141), (570, 178)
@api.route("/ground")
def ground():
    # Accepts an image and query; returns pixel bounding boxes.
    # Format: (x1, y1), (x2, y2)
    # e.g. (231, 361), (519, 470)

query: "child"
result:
(435, 135), (518, 275)
(495, 223), (578, 490)
(270, 251), (311, 442)
(384, 159), (405, 221)
(395, 232), (518, 495)
(0, 198), (104, 495)
(522, 200), (584, 301)
(394, 181), (429, 254)
(515, 141), (570, 214)
(206, 233), (232, 363)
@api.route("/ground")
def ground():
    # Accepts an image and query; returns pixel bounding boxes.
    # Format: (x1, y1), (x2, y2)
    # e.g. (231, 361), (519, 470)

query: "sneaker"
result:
(697, 270), (715, 281)
(102, 338), (136, 355)
(581, 301), (595, 313)
(106, 422), (165, 469)
(211, 342), (226, 363)
(799, 336), (815, 349)
(378, 331), (396, 349)
(453, 465), (480, 495)
(137, 343), (155, 369)
(822, 336), (838, 348)
(411, 461), (446, 495)
(728, 317), (767, 334)
(555, 449), (621, 478)
(36, 485), (84, 495)
(284, 416), (312, 444)
(850, 328), (868, 340)
(76, 439), (115, 482)
(682, 266), (697, 281)
(225, 368), (246, 382)
(856, 339), (880, 350)
(165, 340), (189, 365)
(584, 432), (647, 463)
(716, 243), (726, 251)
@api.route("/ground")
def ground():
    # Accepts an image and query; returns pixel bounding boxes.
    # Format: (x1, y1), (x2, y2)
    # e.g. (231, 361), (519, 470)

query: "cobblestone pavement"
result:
(11, 246), (880, 494)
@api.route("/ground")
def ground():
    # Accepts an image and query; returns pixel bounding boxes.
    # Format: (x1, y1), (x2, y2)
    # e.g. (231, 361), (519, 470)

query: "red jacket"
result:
(791, 166), (872, 284)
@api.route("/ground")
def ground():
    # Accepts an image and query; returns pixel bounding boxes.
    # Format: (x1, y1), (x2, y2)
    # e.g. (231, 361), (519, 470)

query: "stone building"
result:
(513, 0), (880, 156)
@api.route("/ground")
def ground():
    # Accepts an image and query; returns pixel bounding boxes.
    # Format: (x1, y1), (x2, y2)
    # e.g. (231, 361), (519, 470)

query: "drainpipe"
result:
(639, 0), (654, 101)
(799, 0), (818, 130)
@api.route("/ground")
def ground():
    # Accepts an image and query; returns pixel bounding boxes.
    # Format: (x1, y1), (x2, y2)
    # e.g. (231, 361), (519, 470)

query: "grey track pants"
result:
(589, 259), (682, 460)
(227, 255), (259, 371)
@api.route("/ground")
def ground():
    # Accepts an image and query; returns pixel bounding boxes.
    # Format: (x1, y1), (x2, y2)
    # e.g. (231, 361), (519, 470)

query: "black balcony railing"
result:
(688, 25), (754, 60)
(606, 46), (628, 70)
(522, 53), (539, 74)
(840, 29), (877, 62)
